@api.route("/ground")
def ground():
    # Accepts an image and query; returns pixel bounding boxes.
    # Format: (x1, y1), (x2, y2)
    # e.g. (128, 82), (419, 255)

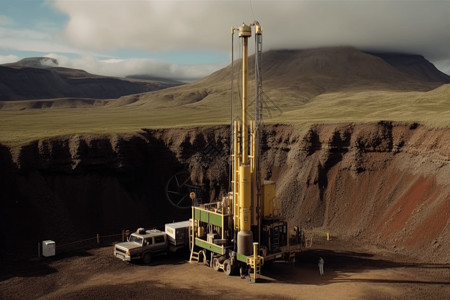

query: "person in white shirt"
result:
(318, 257), (324, 276)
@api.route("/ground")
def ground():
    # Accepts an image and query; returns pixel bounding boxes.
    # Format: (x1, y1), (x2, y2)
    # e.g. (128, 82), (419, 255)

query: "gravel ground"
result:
(1, 239), (449, 300)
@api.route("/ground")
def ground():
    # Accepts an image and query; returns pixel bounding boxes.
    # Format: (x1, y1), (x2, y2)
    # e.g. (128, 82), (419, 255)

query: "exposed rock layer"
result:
(1, 122), (448, 263)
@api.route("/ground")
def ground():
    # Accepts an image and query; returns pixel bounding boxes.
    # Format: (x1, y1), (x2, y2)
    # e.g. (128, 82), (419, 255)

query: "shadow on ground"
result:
(261, 249), (450, 286)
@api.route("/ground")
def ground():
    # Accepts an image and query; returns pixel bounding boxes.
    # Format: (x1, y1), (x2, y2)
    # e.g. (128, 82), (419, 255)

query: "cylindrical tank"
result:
(237, 164), (253, 255)
(198, 226), (204, 238)
(237, 230), (253, 256)
(239, 164), (251, 231)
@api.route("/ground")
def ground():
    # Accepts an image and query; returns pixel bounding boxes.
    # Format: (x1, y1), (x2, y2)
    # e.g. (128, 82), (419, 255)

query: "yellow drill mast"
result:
(232, 21), (262, 256)
(189, 21), (301, 283)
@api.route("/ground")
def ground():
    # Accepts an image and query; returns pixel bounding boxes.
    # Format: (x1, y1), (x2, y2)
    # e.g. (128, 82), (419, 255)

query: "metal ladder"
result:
(189, 249), (200, 263)
(189, 219), (200, 263)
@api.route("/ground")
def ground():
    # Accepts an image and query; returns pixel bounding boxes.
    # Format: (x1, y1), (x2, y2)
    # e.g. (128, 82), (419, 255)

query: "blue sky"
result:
(1, 0), (450, 80)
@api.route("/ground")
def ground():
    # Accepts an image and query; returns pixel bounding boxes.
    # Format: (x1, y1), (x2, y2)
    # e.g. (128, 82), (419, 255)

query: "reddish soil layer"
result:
(262, 122), (449, 264)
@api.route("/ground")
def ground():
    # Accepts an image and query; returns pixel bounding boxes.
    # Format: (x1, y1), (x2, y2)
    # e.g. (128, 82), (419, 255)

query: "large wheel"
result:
(212, 258), (220, 271)
(142, 253), (152, 264)
(223, 259), (232, 276)
(165, 170), (201, 209)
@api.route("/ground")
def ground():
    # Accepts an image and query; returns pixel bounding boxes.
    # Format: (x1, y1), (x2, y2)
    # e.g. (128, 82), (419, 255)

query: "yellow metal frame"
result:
(246, 243), (264, 282)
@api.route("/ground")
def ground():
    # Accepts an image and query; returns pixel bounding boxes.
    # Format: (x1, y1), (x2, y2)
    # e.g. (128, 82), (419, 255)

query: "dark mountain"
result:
(367, 52), (450, 83)
(203, 47), (448, 95)
(134, 47), (448, 108)
(0, 57), (182, 101)
(258, 47), (450, 89)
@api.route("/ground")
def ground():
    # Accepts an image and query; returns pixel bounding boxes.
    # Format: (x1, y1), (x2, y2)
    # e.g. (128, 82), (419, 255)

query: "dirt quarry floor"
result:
(1, 239), (449, 300)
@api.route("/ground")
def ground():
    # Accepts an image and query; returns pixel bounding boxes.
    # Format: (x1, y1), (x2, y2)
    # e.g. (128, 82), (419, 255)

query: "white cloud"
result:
(3, 1), (450, 79)
(0, 54), (19, 64)
(50, 0), (450, 61)
(45, 53), (221, 80)
(434, 59), (450, 76)
(0, 26), (85, 55)
(51, 0), (237, 51)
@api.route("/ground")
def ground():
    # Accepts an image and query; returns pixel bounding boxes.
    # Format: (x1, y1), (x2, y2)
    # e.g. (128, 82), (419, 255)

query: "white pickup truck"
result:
(114, 220), (190, 264)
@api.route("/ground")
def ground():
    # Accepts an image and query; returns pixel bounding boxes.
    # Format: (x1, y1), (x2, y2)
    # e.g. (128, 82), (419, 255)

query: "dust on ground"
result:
(1, 239), (449, 300)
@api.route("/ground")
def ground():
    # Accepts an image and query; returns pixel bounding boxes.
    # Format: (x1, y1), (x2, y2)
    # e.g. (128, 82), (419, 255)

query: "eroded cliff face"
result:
(0, 127), (231, 261)
(262, 122), (449, 263)
(1, 122), (449, 263)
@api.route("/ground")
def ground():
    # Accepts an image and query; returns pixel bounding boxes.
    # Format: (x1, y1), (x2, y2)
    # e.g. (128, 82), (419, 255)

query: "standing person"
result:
(318, 257), (324, 276)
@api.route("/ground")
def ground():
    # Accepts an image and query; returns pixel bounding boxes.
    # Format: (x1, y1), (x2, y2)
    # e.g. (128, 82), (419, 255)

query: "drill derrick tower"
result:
(189, 21), (303, 282)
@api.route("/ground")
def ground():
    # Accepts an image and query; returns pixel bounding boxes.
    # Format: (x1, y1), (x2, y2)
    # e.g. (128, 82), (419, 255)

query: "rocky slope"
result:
(263, 122), (449, 263)
(1, 122), (448, 263)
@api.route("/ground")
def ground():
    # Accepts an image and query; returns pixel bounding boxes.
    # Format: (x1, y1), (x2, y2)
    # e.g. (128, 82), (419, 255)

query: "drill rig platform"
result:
(189, 21), (304, 282)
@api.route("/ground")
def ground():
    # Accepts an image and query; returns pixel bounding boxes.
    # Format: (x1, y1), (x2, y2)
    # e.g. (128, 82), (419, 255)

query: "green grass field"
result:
(1, 84), (449, 148)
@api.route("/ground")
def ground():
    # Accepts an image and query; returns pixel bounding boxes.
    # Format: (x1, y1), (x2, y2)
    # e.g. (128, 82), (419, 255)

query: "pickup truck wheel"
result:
(142, 253), (152, 264)
(240, 267), (245, 279)
(212, 258), (220, 271)
(223, 259), (232, 276)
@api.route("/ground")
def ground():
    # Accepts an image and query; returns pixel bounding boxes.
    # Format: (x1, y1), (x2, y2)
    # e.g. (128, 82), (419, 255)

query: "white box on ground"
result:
(42, 240), (55, 257)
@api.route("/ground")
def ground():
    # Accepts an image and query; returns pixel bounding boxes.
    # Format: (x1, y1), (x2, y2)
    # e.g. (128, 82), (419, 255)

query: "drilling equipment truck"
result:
(188, 21), (304, 282)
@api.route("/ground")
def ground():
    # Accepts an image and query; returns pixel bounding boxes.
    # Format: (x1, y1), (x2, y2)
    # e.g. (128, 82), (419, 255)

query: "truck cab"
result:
(114, 228), (168, 264)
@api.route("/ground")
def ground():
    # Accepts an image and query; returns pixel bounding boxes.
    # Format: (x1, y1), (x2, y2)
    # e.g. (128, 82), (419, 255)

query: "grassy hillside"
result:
(1, 83), (450, 147)
(1, 48), (450, 147)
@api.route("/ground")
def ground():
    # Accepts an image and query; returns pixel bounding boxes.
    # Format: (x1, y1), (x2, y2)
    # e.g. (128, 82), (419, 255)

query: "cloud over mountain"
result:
(52, 0), (450, 62)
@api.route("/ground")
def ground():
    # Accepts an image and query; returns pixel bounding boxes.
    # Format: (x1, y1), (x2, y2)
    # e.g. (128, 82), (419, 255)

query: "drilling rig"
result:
(189, 21), (303, 282)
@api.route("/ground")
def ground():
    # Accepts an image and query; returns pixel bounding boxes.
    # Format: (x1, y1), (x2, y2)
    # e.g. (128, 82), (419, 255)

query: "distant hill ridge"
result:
(260, 47), (450, 86)
(1, 48), (449, 105)
(10, 57), (59, 69)
(0, 57), (182, 101)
